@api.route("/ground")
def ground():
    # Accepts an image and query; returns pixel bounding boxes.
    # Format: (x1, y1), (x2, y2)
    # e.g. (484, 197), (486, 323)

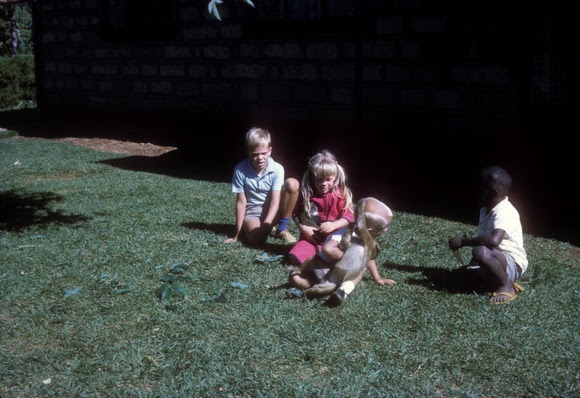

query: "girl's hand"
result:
(302, 226), (322, 244)
(318, 221), (336, 235)
(224, 237), (238, 244)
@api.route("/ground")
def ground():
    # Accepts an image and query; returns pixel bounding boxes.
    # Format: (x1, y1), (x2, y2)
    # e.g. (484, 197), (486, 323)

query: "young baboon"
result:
(304, 197), (394, 303)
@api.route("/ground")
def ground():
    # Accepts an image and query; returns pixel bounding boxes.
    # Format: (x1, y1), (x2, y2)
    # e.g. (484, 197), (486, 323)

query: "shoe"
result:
(323, 289), (346, 308)
(491, 291), (518, 304)
(273, 229), (297, 243)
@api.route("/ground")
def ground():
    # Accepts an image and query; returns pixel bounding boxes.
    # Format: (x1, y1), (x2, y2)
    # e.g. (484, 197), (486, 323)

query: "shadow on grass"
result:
(0, 190), (90, 231)
(182, 221), (233, 236)
(100, 149), (231, 182)
(384, 262), (488, 295)
(181, 221), (291, 257)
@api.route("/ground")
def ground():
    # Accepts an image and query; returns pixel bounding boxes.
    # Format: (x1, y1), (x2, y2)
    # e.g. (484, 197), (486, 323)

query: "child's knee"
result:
(284, 178), (300, 193)
(322, 240), (341, 257)
(289, 273), (311, 289)
(472, 245), (488, 261)
(287, 253), (300, 266)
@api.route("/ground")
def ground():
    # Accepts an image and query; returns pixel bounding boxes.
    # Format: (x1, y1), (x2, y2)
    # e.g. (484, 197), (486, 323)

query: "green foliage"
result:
(0, 55), (36, 110)
(208, 0), (255, 20)
(0, 2), (33, 57)
(0, 137), (578, 397)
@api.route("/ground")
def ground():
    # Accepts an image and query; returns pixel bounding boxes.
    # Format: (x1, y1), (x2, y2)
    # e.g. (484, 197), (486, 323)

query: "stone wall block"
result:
(376, 16), (404, 35)
(451, 66), (510, 86)
(183, 26), (218, 40)
(120, 64), (139, 76)
(385, 65), (411, 82)
(221, 24), (242, 39)
(401, 88), (427, 107)
(142, 65), (159, 77)
(293, 85), (328, 103)
(58, 63), (72, 73)
(74, 64), (89, 74)
(306, 43), (338, 59)
(283, 65), (317, 81)
(263, 43), (302, 58)
(97, 80), (114, 92)
(400, 39), (422, 59)
(362, 86), (395, 106)
(175, 82), (200, 97)
(363, 41), (394, 58)
(161, 64), (186, 78)
(363, 65), (382, 81)
(70, 31), (83, 42)
(151, 81), (173, 95)
(165, 45), (191, 58)
(320, 64), (355, 81)
(331, 87), (354, 104)
(410, 16), (447, 33)
(179, 6), (201, 22)
(91, 64), (118, 75)
(240, 83), (258, 100)
(203, 46), (231, 60)
(432, 89), (462, 109)
(240, 44), (260, 58)
(261, 85), (292, 103)
(201, 82), (235, 98)
(222, 64), (268, 80)
(188, 64), (209, 79)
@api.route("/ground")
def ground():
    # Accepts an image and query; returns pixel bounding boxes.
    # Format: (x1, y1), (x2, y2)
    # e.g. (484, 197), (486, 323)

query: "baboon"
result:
(304, 197), (392, 300)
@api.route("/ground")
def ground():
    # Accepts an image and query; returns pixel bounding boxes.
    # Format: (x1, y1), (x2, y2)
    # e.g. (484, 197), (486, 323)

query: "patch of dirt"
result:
(12, 135), (177, 157)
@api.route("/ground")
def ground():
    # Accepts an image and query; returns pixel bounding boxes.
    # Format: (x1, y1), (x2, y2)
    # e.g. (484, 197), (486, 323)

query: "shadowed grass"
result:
(1, 138), (578, 397)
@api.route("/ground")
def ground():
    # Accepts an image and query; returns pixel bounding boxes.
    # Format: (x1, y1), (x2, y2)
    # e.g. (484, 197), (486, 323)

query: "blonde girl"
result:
(288, 150), (354, 287)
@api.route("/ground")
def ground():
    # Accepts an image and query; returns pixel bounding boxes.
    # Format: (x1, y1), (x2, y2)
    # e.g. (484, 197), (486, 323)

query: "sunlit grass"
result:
(1, 138), (578, 397)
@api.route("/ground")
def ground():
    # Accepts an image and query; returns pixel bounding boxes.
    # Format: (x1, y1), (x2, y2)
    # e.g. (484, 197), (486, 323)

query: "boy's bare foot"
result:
(490, 286), (517, 303)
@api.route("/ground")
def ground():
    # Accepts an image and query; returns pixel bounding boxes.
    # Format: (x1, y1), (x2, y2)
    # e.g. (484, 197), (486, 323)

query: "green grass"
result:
(1, 137), (578, 397)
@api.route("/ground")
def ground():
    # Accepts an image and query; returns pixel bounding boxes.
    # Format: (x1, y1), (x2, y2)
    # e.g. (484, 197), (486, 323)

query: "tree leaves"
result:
(208, 0), (224, 21)
(155, 274), (187, 303)
(208, 0), (255, 21)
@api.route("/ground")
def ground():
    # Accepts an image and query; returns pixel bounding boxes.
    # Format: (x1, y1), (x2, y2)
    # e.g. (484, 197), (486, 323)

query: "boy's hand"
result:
(375, 278), (396, 286)
(224, 237), (238, 243)
(448, 237), (462, 250)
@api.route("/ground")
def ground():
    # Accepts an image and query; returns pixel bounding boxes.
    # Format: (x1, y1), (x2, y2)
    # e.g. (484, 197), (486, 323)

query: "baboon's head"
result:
(363, 198), (393, 237)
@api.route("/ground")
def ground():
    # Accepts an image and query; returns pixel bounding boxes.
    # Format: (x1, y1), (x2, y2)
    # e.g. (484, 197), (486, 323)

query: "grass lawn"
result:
(1, 134), (578, 397)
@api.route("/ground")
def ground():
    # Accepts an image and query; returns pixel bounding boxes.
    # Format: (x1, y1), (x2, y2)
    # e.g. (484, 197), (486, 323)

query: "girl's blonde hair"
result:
(245, 127), (271, 153)
(301, 149), (353, 215)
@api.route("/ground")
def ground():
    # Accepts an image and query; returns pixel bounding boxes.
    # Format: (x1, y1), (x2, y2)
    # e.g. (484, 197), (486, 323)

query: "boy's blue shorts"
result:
(504, 252), (522, 284)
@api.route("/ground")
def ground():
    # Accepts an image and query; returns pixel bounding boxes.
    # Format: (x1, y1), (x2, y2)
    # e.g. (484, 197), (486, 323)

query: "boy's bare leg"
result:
(472, 246), (514, 302)
(279, 178), (299, 219)
(273, 178), (299, 243)
(243, 218), (270, 245)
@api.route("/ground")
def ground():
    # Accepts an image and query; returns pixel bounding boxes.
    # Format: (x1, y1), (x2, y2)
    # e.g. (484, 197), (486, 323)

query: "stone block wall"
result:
(29, 0), (577, 244)
(33, 0), (534, 135)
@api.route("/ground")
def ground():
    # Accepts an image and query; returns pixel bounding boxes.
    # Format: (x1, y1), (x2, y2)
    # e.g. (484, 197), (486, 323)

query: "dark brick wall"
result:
(34, 1), (533, 131)
(30, 0), (576, 245)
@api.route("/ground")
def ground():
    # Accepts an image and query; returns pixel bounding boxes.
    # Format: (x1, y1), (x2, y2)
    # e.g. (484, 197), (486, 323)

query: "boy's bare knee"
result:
(284, 178), (300, 193)
(472, 245), (487, 261)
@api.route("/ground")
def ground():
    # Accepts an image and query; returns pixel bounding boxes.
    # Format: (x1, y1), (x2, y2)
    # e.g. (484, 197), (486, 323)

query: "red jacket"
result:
(293, 188), (354, 224)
